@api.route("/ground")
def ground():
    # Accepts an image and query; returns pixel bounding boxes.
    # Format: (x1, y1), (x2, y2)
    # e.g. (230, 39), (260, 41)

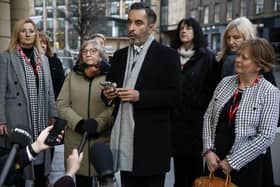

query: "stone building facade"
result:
(0, 0), (32, 51)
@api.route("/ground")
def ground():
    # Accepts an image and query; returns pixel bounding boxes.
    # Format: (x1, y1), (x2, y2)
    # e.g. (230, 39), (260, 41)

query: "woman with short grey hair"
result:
(57, 40), (113, 187)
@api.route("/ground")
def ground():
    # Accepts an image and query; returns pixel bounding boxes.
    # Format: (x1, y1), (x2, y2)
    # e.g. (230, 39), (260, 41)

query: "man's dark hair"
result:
(130, 2), (157, 24)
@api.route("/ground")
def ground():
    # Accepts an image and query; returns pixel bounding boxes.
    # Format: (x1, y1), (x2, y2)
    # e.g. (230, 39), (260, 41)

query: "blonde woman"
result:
(218, 17), (276, 85)
(0, 18), (57, 187)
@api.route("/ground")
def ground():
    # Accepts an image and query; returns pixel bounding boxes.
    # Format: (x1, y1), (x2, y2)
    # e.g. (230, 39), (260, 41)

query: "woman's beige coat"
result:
(57, 71), (113, 176)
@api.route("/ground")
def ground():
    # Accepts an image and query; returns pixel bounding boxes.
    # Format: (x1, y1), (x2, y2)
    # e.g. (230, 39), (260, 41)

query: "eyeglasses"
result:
(20, 29), (36, 36)
(82, 48), (98, 55)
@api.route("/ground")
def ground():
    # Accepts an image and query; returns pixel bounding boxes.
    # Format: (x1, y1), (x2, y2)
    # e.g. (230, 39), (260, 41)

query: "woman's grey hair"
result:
(78, 40), (107, 63)
(218, 17), (257, 61)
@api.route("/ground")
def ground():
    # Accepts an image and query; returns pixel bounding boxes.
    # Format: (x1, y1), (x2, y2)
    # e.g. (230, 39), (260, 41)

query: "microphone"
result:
(0, 127), (32, 186)
(77, 132), (88, 155)
(90, 142), (117, 186)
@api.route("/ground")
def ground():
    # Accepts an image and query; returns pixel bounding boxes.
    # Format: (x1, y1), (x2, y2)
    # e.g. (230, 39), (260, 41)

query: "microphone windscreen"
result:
(90, 142), (114, 177)
(8, 127), (32, 146)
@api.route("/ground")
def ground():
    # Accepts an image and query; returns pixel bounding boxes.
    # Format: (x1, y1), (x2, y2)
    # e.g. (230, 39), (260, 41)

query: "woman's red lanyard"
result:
(228, 90), (240, 125)
(18, 46), (41, 75)
(228, 75), (260, 125)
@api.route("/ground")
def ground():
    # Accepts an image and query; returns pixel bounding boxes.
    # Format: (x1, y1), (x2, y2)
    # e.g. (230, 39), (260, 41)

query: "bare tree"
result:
(61, 0), (101, 44)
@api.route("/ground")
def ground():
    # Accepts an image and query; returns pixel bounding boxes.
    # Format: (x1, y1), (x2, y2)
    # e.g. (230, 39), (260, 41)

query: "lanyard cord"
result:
(228, 75), (260, 124)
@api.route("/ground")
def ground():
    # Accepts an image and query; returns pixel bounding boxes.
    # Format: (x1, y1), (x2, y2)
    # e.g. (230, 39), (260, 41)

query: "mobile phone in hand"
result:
(44, 118), (66, 146)
(99, 81), (117, 89)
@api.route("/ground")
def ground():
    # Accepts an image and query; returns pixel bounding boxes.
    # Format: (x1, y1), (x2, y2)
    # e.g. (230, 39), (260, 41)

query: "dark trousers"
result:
(76, 174), (93, 187)
(34, 164), (48, 187)
(13, 170), (25, 187)
(120, 171), (165, 187)
(173, 155), (203, 187)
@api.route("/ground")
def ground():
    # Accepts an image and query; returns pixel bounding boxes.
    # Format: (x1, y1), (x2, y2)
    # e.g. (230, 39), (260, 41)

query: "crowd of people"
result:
(0, 2), (279, 187)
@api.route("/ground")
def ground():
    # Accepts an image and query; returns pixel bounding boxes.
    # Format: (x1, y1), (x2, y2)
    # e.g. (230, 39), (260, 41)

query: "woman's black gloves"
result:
(75, 119), (98, 137)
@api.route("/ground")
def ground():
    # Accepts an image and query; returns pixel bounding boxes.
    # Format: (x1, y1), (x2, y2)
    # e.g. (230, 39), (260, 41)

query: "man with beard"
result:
(102, 2), (181, 187)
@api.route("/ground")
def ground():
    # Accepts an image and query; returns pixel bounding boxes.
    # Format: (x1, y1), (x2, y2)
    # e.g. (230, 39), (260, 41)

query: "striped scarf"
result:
(16, 46), (47, 140)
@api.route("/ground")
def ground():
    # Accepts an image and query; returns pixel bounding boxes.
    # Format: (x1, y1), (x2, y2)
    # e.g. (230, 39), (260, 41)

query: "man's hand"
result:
(66, 149), (83, 177)
(31, 125), (64, 153)
(205, 151), (221, 172)
(117, 88), (139, 102)
(102, 87), (118, 100)
(0, 124), (8, 135)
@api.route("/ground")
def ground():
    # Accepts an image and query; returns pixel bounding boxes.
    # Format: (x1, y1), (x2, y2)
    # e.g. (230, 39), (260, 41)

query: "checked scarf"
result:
(16, 46), (47, 140)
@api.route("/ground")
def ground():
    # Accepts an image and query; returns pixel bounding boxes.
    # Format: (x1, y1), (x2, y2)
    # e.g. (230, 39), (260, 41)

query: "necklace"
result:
(27, 51), (34, 62)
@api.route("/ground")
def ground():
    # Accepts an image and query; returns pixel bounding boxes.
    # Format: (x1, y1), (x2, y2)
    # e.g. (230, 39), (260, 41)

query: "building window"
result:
(35, 8), (43, 16)
(109, 2), (120, 17)
(57, 19), (65, 29)
(125, 0), (134, 15)
(46, 0), (52, 6)
(240, 0), (247, 16)
(47, 19), (53, 29)
(256, 0), (264, 14)
(161, 0), (168, 26)
(211, 33), (221, 52)
(227, 0), (233, 21)
(203, 6), (209, 24)
(214, 4), (220, 23)
(190, 10), (198, 20)
(57, 7), (65, 18)
(57, 0), (64, 6)
(275, 0), (280, 11)
(47, 8), (53, 18)
(34, 0), (43, 7)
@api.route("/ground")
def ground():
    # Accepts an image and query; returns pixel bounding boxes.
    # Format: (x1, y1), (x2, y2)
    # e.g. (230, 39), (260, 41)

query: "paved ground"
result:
(48, 145), (175, 186)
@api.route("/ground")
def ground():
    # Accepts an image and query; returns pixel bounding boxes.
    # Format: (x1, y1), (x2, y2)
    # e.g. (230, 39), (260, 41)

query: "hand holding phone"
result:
(44, 118), (66, 146)
(99, 81), (117, 89)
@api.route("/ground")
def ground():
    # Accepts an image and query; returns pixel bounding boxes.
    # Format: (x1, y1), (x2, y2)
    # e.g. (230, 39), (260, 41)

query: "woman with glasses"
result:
(0, 18), (57, 187)
(57, 40), (113, 187)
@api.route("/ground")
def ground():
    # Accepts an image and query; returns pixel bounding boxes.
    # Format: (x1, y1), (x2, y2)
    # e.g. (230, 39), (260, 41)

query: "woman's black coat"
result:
(172, 47), (219, 156)
(48, 54), (65, 99)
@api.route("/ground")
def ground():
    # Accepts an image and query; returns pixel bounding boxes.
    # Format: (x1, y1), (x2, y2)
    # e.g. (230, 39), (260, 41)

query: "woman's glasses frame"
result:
(82, 48), (98, 55)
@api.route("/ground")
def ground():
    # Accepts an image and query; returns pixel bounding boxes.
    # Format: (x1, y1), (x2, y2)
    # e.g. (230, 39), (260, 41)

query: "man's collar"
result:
(134, 45), (143, 54)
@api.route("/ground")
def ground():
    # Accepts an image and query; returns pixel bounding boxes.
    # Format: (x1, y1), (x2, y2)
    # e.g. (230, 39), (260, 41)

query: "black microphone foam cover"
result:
(90, 142), (114, 177)
(8, 127), (32, 147)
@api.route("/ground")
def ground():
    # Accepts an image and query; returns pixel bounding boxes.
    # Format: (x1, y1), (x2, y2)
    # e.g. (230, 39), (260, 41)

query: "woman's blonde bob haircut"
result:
(218, 17), (256, 61)
(239, 38), (275, 73)
(7, 17), (43, 53)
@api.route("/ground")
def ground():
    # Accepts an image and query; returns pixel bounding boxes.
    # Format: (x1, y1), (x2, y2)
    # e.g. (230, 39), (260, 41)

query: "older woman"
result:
(57, 40), (113, 187)
(0, 18), (57, 187)
(203, 38), (280, 187)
